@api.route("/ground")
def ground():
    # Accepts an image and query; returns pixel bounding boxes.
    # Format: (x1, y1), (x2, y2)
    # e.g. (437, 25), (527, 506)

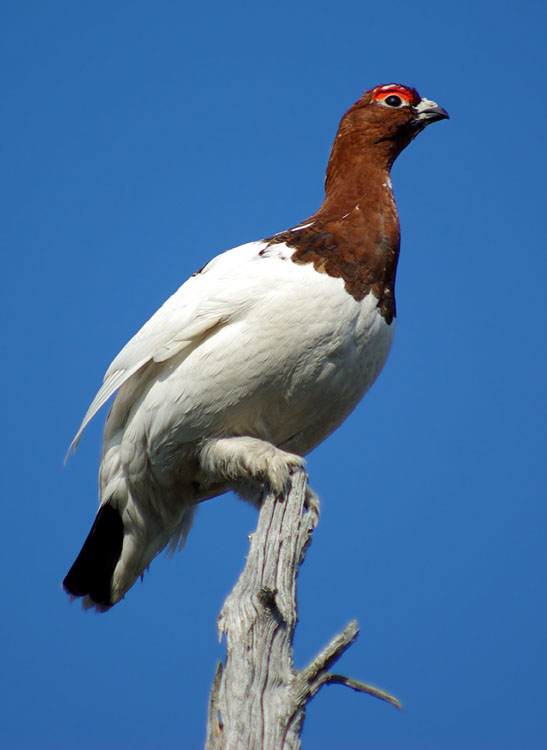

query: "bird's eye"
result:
(372, 85), (416, 108)
(384, 95), (403, 108)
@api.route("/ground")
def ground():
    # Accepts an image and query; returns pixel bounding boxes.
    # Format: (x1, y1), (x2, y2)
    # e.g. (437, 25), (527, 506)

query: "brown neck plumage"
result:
(317, 129), (401, 220)
(266, 121), (403, 324)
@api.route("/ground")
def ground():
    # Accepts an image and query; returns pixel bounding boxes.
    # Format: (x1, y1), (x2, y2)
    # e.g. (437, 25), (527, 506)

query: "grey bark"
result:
(205, 468), (400, 750)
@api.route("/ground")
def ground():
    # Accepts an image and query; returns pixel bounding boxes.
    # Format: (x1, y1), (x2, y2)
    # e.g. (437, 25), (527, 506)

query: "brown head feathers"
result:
(265, 83), (448, 323)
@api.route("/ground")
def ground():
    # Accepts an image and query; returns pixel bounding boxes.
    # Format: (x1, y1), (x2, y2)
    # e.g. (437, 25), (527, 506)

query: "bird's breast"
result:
(105, 258), (396, 485)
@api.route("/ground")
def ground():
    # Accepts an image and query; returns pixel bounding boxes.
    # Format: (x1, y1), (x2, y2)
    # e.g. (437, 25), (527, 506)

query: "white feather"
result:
(67, 241), (269, 454)
(67, 237), (395, 607)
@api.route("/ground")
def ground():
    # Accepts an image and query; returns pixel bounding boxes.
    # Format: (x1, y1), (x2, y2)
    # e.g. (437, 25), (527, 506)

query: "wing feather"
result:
(67, 241), (267, 457)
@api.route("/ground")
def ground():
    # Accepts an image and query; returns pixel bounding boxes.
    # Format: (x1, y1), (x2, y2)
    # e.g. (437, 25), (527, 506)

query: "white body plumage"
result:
(69, 238), (394, 607)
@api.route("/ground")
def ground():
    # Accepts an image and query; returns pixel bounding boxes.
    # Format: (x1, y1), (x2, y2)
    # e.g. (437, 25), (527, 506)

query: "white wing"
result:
(67, 240), (269, 455)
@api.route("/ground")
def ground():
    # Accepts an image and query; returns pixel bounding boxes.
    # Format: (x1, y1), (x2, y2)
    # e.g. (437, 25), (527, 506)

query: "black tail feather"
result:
(63, 503), (124, 608)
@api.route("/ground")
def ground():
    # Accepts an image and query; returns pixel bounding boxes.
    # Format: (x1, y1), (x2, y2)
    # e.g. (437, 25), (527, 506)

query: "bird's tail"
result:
(63, 503), (124, 610)
(63, 494), (195, 611)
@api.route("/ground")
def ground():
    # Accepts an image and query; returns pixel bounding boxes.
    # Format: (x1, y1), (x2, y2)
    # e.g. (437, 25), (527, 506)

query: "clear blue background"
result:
(2, 1), (546, 748)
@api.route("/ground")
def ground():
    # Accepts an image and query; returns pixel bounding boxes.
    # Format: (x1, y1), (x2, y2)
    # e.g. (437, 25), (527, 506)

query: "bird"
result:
(63, 83), (448, 611)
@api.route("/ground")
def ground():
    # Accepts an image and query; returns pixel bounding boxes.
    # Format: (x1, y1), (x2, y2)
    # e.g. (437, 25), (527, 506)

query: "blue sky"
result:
(2, 1), (546, 747)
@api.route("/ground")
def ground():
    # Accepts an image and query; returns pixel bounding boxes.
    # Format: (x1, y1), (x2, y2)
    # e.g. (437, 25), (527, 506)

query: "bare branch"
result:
(292, 620), (360, 703)
(205, 469), (401, 749)
(321, 674), (402, 710)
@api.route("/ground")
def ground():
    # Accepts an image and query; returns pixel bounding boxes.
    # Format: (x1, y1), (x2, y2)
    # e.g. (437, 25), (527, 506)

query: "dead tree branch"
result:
(205, 468), (400, 750)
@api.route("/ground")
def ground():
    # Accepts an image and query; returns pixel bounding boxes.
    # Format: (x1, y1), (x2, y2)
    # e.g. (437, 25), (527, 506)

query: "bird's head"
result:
(329, 83), (449, 171)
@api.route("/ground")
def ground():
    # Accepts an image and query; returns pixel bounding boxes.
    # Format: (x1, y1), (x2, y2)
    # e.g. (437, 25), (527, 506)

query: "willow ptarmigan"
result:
(64, 83), (448, 610)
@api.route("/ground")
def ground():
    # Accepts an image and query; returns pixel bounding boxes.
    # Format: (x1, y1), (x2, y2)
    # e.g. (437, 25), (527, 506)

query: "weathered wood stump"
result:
(205, 468), (400, 750)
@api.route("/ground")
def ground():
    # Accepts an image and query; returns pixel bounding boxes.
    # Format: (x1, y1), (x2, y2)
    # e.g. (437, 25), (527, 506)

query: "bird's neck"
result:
(264, 145), (402, 324)
(309, 151), (401, 287)
(314, 142), (398, 222)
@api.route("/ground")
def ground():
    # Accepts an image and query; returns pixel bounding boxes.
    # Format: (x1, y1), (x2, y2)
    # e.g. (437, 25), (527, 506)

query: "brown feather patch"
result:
(263, 84), (428, 324)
